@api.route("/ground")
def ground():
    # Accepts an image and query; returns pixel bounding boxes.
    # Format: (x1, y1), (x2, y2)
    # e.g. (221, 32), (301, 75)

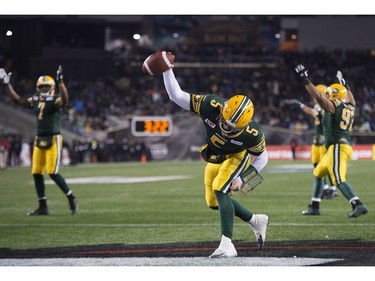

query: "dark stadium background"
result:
(1, 15), (375, 165)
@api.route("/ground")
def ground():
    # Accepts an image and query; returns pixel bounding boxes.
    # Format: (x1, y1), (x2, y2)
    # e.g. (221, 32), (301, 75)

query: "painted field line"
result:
(1, 222), (375, 227)
(0, 257), (343, 266)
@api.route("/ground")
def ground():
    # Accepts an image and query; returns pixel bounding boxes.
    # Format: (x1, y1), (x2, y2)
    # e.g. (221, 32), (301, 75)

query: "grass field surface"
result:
(0, 160), (374, 250)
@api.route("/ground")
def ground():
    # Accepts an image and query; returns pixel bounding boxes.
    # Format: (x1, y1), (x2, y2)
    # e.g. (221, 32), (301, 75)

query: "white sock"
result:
(218, 235), (232, 248)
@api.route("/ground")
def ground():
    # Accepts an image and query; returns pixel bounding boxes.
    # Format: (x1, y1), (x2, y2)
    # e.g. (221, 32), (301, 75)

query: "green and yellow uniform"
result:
(28, 94), (64, 175)
(190, 94), (266, 239)
(314, 98), (354, 186)
(2, 68), (77, 216)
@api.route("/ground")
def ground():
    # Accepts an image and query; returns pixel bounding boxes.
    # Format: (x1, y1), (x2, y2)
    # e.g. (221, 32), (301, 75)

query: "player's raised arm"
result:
(0, 68), (31, 108)
(162, 68), (191, 111)
(285, 98), (316, 117)
(337, 70), (355, 106)
(55, 65), (69, 107)
(295, 64), (335, 114)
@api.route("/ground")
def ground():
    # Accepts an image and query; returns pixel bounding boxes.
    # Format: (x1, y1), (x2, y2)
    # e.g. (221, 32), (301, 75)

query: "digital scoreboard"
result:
(131, 116), (173, 137)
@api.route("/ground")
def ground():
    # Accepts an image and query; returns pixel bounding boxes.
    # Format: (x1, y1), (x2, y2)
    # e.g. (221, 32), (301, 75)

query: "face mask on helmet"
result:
(219, 95), (254, 135)
(36, 75), (55, 97)
(327, 83), (347, 101)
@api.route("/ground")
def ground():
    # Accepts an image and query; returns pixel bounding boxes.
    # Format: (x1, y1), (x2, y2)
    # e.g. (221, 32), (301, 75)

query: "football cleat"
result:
(209, 242), (237, 258)
(27, 207), (49, 216)
(322, 189), (338, 200)
(249, 214), (269, 250)
(302, 206), (321, 216)
(69, 197), (79, 215)
(347, 205), (368, 218)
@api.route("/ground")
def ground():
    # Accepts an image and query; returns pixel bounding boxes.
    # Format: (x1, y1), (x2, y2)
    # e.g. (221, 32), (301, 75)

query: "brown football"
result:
(141, 51), (175, 76)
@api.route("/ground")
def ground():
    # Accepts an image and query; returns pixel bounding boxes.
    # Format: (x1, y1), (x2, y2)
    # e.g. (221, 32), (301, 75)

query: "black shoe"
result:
(27, 207), (49, 216)
(69, 197), (79, 215)
(302, 206), (320, 216)
(347, 205), (368, 218)
(322, 189), (338, 200)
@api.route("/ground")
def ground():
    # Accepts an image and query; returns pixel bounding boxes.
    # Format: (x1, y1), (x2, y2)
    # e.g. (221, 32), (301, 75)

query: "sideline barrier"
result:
(267, 144), (375, 160)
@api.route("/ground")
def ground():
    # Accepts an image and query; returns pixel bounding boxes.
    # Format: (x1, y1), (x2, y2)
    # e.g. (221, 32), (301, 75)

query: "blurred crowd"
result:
(2, 47), (375, 135)
(1, 46), (375, 167)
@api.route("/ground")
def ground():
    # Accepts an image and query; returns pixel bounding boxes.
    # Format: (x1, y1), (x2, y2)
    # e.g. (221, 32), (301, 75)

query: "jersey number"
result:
(246, 127), (259, 136)
(340, 108), (354, 131)
(38, 102), (46, 120)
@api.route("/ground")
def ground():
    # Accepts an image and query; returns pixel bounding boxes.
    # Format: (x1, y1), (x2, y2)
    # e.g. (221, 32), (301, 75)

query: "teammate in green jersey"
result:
(286, 86), (338, 199)
(295, 64), (368, 218)
(0, 66), (78, 216)
(161, 56), (269, 258)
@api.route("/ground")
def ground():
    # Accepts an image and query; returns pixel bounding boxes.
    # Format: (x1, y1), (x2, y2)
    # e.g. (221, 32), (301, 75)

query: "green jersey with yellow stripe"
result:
(190, 93), (265, 157)
(322, 98), (355, 147)
(27, 94), (63, 136)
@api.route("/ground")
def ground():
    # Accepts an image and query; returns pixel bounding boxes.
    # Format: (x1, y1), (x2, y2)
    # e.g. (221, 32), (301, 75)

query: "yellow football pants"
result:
(204, 150), (251, 208)
(313, 143), (352, 186)
(32, 135), (63, 175)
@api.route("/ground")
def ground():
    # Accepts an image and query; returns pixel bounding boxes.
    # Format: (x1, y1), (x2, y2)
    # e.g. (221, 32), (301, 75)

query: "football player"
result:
(161, 60), (269, 258)
(286, 85), (338, 200)
(0, 66), (78, 216)
(295, 65), (368, 218)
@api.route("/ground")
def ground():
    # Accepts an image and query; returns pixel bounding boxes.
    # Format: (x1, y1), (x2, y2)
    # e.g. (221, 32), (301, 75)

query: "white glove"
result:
(336, 70), (346, 86)
(56, 65), (63, 83)
(0, 68), (12, 85)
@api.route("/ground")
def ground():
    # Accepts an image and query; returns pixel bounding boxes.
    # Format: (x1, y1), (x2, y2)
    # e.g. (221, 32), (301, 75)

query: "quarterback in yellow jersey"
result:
(0, 66), (78, 216)
(162, 58), (269, 258)
(295, 65), (368, 218)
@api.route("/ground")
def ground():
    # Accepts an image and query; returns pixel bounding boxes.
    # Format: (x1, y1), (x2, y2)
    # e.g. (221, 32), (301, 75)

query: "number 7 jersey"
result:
(27, 94), (63, 136)
(190, 93), (266, 156)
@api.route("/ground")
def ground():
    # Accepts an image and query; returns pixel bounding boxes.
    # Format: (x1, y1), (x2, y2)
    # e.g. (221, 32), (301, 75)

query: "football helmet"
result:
(327, 83), (347, 101)
(36, 75), (55, 97)
(219, 95), (254, 135)
(315, 84), (328, 96)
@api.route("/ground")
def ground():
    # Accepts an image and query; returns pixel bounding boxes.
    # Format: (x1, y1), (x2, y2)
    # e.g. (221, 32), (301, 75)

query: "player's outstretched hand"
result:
(295, 64), (310, 85)
(0, 68), (12, 85)
(56, 65), (63, 83)
(337, 70), (351, 90)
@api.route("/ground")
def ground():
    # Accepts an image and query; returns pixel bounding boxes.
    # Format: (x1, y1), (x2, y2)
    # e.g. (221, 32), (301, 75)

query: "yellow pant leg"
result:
(311, 144), (326, 165)
(314, 144), (352, 185)
(32, 135), (63, 175)
(31, 140), (46, 175)
(204, 150), (251, 208)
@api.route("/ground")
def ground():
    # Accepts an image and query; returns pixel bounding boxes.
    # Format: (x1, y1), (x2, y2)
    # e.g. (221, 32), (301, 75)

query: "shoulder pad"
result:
(191, 94), (206, 113)
(247, 135), (266, 155)
(331, 98), (342, 107)
(344, 103), (355, 111)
